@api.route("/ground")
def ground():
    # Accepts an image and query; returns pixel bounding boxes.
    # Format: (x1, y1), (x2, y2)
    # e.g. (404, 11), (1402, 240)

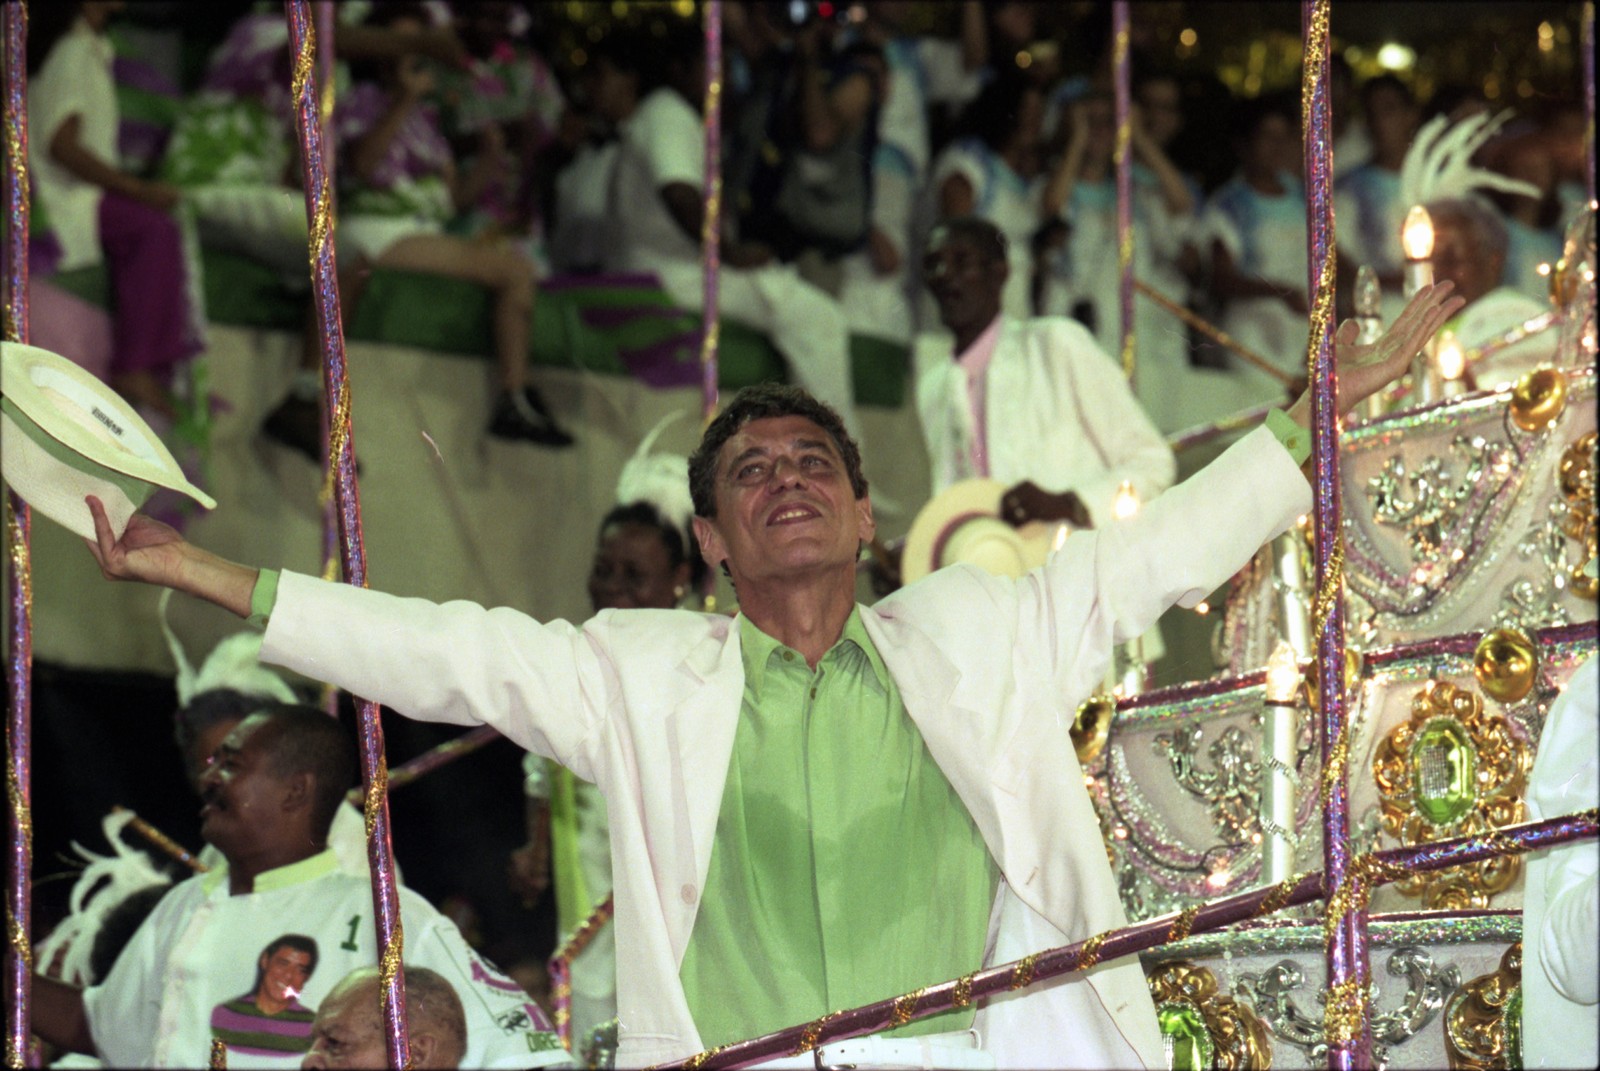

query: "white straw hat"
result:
(901, 478), (1073, 585)
(0, 341), (216, 540)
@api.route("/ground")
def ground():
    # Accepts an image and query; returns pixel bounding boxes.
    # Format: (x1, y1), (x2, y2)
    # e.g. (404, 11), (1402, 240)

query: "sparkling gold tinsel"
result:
(1167, 904), (1202, 943)
(4, 496), (33, 1003)
(1009, 952), (1039, 990)
(1323, 976), (1370, 1045)
(794, 1012), (839, 1056)
(952, 973), (975, 1008)
(888, 988), (925, 1028)
(1078, 931), (1110, 971)
(697, 2), (723, 424)
(1256, 875), (1302, 918)
(682, 1046), (726, 1070)
(209, 1037), (227, 1069)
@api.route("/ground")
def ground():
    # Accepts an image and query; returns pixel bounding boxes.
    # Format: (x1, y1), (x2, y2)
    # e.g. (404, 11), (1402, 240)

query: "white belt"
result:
(745, 1029), (993, 1071)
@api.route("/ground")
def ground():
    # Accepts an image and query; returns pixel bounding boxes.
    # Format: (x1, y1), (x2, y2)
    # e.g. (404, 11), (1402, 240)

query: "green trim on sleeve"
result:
(247, 568), (281, 629)
(1264, 408), (1312, 466)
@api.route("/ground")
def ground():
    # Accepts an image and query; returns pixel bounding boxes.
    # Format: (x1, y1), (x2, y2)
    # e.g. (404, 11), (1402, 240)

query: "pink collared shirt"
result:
(954, 314), (1005, 478)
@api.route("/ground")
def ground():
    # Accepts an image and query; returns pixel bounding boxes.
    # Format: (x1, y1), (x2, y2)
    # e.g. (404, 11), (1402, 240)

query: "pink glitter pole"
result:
(1112, 1), (1135, 384)
(283, 4), (410, 1065)
(548, 895), (616, 1051)
(699, 0), (723, 425)
(314, 0), (340, 719)
(1300, 3), (1370, 1067)
(3, 3), (34, 1063)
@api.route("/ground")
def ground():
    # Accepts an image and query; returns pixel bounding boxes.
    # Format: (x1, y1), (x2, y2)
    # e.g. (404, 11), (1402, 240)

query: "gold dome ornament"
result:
(1507, 368), (1568, 432)
(1306, 648), (1363, 711)
(1473, 629), (1539, 704)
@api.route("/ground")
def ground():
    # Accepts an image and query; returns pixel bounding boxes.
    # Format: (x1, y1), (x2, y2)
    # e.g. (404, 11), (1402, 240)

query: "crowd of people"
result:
(27, 1), (1587, 452)
(17, 2), (1594, 1069)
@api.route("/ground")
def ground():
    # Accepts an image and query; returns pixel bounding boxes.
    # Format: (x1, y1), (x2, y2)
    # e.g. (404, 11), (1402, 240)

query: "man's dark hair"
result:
(1360, 72), (1416, 110)
(174, 688), (278, 764)
(255, 706), (358, 841)
(244, 933), (320, 1003)
(688, 385), (867, 519)
(600, 502), (709, 588)
(928, 216), (1008, 266)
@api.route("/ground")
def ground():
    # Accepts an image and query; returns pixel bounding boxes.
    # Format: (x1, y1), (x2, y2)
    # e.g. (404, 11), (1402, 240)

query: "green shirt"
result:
(678, 611), (1000, 1049)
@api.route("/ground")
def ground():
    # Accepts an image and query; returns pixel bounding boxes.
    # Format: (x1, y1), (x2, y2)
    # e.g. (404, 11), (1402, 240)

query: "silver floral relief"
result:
(1099, 690), (1321, 920)
(1338, 372), (1595, 646)
(1234, 947), (1462, 1069)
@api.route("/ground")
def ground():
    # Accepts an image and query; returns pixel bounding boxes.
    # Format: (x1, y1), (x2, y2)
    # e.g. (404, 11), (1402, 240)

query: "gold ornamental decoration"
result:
(1372, 681), (1531, 908)
(1444, 943), (1521, 1070)
(1508, 368), (1568, 433)
(1472, 629), (1539, 705)
(1071, 694), (1116, 766)
(1556, 431), (1597, 599)
(1147, 961), (1273, 1070)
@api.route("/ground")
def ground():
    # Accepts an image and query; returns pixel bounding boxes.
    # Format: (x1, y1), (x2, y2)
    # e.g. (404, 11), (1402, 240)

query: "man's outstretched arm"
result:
(85, 495), (258, 618)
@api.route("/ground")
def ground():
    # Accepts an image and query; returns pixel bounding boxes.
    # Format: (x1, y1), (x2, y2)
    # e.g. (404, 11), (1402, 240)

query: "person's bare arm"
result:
(49, 114), (179, 210)
(1131, 116), (1195, 217)
(85, 496), (258, 619)
(1283, 281), (1463, 428)
(662, 181), (770, 266)
(1211, 238), (1306, 311)
(31, 975), (96, 1056)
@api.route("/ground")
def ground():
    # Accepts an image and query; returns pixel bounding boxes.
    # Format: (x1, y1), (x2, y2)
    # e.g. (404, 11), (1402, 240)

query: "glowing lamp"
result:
(1112, 480), (1140, 521)
(1402, 205), (1435, 261)
(1264, 641), (1303, 706)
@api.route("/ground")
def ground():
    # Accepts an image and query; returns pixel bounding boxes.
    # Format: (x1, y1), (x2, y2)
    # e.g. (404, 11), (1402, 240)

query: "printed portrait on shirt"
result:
(209, 933), (320, 1056)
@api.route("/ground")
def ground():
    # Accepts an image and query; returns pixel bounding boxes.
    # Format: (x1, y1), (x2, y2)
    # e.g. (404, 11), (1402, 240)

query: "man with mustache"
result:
(30, 705), (567, 1069)
(76, 279), (1459, 1069)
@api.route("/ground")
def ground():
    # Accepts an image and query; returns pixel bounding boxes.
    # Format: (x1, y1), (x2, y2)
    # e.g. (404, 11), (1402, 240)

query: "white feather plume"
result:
(160, 589), (296, 707)
(614, 412), (695, 541)
(1398, 111), (1540, 210)
(34, 811), (173, 986)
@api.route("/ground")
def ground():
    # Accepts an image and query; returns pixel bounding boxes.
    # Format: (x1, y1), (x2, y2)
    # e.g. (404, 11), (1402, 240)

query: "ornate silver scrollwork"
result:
(1153, 721), (1263, 845)
(1235, 948), (1461, 1069)
(1367, 435), (1510, 568)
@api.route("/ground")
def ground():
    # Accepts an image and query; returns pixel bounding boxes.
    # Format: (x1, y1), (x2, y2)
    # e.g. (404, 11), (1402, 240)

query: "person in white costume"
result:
(1424, 197), (1558, 388)
(1521, 652), (1599, 1071)
(31, 706), (567, 1070)
(598, 24), (860, 440)
(916, 217), (1176, 528)
(76, 280), (1459, 1069)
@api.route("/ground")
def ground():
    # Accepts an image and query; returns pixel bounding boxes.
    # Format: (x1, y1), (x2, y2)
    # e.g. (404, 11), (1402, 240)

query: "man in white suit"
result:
(84, 281), (1458, 1069)
(916, 216), (1176, 530)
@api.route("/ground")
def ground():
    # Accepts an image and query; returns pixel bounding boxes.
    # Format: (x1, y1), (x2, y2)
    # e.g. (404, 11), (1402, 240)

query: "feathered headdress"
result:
(160, 589), (296, 707)
(34, 811), (174, 986)
(1397, 110), (1540, 210)
(614, 412), (694, 543)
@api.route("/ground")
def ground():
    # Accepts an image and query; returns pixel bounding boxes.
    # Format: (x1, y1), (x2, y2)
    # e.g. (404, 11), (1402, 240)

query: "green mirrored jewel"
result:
(1505, 984), (1523, 1070)
(1410, 717), (1478, 826)
(1157, 1000), (1214, 1071)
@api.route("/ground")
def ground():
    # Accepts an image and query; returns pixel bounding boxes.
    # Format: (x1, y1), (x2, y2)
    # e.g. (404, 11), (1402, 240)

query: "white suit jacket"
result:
(261, 427), (1308, 1068)
(913, 316), (1177, 525)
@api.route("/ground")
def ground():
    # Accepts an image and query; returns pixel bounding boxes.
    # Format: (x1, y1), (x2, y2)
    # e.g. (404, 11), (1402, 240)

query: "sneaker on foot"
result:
(489, 388), (575, 447)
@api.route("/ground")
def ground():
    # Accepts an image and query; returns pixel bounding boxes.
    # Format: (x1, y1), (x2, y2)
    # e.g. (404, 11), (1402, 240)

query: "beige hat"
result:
(901, 478), (1072, 585)
(0, 341), (216, 540)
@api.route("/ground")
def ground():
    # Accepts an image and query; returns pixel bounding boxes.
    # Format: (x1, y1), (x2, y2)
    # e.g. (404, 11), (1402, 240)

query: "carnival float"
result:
(4, 2), (1596, 1070)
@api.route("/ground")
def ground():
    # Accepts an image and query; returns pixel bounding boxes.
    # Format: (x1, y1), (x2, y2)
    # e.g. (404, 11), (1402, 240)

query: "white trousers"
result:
(653, 259), (861, 441)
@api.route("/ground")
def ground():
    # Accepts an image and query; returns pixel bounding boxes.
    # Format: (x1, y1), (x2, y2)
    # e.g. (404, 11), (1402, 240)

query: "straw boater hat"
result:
(0, 341), (216, 540)
(901, 478), (1071, 585)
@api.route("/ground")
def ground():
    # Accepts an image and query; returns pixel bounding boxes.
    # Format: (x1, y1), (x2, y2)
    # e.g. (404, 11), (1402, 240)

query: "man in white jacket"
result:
(915, 217), (1175, 531)
(81, 280), (1458, 1069)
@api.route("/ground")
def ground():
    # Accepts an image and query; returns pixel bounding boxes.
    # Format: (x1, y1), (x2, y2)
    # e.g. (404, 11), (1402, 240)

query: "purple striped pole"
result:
(699, 0), (723, 425)
(1112, 1), (1135, 383)
(314, 0), (340, 718)
(2, 2), (34, 1065)
(1300, 2), (1369, 1067)
(283, 4), (410, 1065)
